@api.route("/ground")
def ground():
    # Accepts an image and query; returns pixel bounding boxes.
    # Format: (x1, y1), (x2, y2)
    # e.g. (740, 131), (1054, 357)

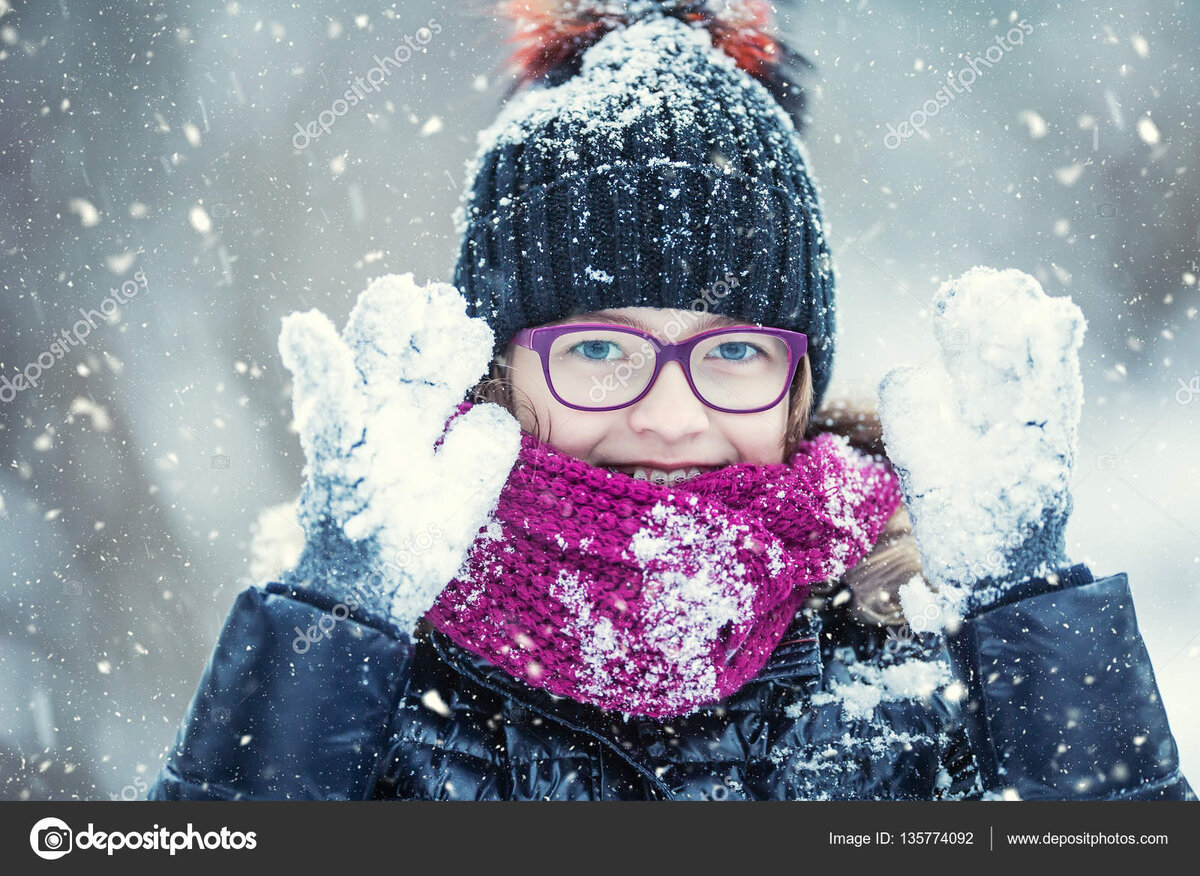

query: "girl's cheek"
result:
(548, 413), (608, 455)
(727, 414), (788, 464)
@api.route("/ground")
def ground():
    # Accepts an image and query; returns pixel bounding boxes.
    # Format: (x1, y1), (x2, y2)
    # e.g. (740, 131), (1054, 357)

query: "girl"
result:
(148, 2), (1191, 801)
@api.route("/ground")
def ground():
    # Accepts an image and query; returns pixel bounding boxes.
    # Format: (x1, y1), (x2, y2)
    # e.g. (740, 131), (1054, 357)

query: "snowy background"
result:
(0, 0), (1196, 799)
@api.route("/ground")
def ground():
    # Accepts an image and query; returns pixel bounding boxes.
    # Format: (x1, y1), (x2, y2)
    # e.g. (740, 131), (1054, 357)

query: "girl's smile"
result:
(600, 463), (724, 485)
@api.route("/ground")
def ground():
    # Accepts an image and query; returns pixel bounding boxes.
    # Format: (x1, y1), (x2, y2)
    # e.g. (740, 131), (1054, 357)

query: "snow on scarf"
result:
(425, 401), (903, 719)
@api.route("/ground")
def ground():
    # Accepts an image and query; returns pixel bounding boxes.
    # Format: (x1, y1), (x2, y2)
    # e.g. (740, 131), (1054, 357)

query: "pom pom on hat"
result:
(496, 0), (812, 130)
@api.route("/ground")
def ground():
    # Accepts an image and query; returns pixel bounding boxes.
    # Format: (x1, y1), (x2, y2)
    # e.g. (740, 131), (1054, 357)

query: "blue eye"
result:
(709, 341), (762, 361)
(569, 339), (622, 361)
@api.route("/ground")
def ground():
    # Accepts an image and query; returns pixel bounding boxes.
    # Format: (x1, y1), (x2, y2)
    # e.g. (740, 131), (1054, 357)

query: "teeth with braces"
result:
(608, 466), (706, 485)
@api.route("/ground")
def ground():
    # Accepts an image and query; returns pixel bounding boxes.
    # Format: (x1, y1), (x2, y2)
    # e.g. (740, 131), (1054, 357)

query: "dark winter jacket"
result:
(147, 562), (1193, 801)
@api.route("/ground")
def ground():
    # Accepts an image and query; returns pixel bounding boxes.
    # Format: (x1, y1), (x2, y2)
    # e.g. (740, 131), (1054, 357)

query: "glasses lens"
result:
(547, 329), (658, 408)
(689, 331), (793, 411)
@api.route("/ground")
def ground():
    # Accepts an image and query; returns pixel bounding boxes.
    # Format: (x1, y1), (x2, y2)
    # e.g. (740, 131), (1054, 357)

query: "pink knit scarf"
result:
(425, 402), (902, 719)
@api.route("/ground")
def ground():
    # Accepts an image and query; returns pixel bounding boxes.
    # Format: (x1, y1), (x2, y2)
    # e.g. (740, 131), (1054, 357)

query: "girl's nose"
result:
(626, 361), (710, 440)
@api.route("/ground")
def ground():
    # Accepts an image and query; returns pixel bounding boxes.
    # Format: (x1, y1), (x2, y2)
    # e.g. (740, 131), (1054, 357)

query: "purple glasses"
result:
(511, 323), (808, 413)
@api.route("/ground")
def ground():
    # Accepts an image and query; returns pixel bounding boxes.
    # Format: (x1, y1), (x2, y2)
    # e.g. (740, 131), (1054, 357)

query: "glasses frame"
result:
(511, 323), (808, 414)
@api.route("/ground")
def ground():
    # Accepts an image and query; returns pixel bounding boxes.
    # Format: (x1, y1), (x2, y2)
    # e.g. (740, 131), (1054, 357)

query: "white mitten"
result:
(278, 273), (522, 635)
(877, 267), (1087, 620)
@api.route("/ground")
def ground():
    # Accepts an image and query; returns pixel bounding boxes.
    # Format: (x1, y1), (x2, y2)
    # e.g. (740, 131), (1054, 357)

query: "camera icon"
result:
(1095, 704), (1118, 725)
(209, 203), (230, 220)
(30, 817), (73, 860)
(39, 826), (70, 852)
(1095, 455), (1117, 470)
(211, 455), (230, 470)
(1096, 202), (1117, 218)
(945, 328), (970, 347)
(62, 579), (83, 596)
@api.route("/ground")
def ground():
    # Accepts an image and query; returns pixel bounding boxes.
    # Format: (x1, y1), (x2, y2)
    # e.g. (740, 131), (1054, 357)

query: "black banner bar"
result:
(3, 801), (1196, 870)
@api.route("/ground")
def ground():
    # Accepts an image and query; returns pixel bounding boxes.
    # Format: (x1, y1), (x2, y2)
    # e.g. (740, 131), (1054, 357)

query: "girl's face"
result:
(498, 306), (792, 485)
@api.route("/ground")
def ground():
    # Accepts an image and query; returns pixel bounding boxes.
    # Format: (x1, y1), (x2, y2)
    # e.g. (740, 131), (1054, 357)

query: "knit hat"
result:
(452, 1), (837, 413)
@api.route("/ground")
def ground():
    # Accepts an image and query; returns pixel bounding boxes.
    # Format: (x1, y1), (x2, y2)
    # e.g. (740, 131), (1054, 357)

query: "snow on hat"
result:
(453, 1), (837, 413)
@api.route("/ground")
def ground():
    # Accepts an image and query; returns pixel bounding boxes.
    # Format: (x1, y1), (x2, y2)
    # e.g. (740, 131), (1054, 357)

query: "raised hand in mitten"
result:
(278, 272), (522, 636)
(876, 267), (1087, 620)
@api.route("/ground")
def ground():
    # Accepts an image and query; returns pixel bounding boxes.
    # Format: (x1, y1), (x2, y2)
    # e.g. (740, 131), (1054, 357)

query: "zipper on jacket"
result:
(753, 609), (823, 689)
